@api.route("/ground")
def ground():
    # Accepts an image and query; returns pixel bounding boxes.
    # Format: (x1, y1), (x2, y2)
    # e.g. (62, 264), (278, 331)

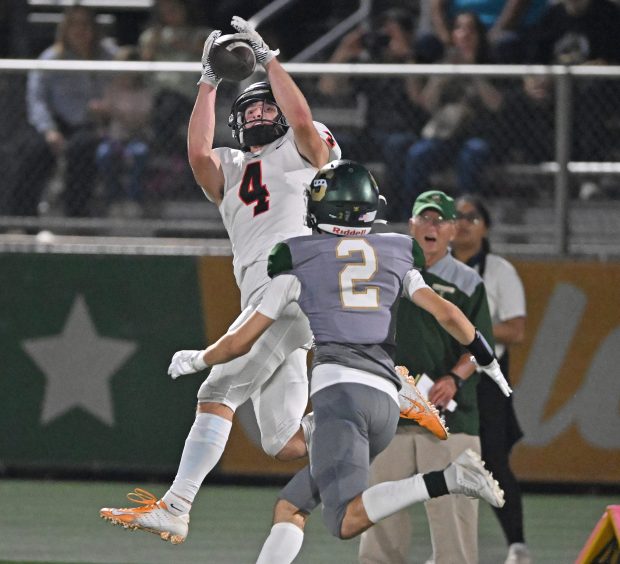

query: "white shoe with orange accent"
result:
(396, 366), (449, 440)
(100, 488), (189, 544)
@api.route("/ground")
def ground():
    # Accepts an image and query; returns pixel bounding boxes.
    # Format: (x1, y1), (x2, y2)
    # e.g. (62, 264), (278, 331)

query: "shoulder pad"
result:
(267, 242), (293, 278)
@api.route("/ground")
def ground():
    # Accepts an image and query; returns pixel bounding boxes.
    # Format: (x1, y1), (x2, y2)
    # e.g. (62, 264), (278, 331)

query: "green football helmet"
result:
(306, 160), (380, 235)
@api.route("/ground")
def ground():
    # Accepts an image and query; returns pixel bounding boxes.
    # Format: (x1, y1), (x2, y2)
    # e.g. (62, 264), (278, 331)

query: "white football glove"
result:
(475, 357), (513, 397)
(230, 16), (279, 66)
(168, 349), (208, 380)
(198, 30), (222, 87)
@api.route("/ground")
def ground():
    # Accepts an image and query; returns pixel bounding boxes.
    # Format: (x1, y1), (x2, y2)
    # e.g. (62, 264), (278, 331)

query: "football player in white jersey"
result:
(99, 16), (340, 544)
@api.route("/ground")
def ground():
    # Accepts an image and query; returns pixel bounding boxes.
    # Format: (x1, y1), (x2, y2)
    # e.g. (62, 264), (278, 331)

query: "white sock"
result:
(255, 522), (304, 564)
(162, 413), (232, 515)
(361, 473), (430, 523)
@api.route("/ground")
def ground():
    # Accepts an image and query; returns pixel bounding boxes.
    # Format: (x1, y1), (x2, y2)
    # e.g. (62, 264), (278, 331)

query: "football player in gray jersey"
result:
(168, 160), (511, 562)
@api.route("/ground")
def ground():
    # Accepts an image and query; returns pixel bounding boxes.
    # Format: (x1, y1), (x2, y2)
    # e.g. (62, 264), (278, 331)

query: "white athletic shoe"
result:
(396, 366), (449, 440)
(446, 449), (505, 508)
(100, 488), (189, 544)
(505, 542), (532, 564)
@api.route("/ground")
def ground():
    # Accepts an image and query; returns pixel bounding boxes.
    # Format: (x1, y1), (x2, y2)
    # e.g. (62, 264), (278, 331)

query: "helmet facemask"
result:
(228, 82), (288, 150)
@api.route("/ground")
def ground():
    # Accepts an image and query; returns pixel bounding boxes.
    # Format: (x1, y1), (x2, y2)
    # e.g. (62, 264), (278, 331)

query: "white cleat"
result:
(447, 449), (505, 508)
(99, 488), (189, 544)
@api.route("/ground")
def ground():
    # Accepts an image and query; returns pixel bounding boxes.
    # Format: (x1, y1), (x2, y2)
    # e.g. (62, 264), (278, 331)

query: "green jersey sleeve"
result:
(412, 238), (426, 270)
(267, 242), (293, 278)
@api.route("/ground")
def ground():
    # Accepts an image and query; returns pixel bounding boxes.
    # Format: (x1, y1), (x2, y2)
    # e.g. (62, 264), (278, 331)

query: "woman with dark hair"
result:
(452, 194), (531, 564)
(400, 12), (503, 221)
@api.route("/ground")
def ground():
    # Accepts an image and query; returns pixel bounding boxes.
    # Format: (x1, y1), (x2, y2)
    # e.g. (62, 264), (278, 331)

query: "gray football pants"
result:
(279, 382), (400, 537)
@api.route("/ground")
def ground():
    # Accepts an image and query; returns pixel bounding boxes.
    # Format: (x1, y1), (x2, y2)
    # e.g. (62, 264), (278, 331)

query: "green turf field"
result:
(0, 478), (613, 563)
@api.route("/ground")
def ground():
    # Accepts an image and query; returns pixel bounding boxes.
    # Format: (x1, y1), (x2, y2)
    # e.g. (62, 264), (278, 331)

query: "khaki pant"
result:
(359, 426), (481, 564)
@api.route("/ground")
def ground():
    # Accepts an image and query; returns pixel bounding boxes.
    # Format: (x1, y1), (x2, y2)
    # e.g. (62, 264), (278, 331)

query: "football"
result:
(210, 34), (256, 82)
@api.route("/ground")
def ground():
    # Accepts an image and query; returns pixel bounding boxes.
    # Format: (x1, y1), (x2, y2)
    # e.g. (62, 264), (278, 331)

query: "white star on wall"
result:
(22, 295), (137, 426)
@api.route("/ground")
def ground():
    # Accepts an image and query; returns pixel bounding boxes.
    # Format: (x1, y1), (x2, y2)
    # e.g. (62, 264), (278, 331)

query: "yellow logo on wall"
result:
(510, 261), (620, 483)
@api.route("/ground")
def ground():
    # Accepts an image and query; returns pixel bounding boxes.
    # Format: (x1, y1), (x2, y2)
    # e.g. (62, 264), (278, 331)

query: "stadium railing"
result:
(0, 59), (619, 258)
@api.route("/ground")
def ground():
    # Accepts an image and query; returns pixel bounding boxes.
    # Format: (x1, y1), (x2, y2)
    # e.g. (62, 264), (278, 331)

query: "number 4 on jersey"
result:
(239, 162), (270, 216)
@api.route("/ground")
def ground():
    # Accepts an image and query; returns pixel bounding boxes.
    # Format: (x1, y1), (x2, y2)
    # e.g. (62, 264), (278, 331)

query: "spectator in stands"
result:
(531, 0), (620, 161)
(12, 6), (117, 217)
(496, 74), (554, 165)
(427, 0), (548, 62)
(91, 47), (154, 216)
(531, 0), (620, 65)
(402, 12), (502, 219)
(138, 0), (211, 152)
(452, 194), (530, 564)
(317, 8), (428, 221)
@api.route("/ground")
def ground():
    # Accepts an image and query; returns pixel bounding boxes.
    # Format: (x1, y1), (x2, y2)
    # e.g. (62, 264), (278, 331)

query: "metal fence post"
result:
(555, 68), (572, 256)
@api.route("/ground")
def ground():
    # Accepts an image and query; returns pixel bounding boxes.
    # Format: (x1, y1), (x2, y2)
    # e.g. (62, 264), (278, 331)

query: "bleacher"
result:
(0, 2), (618, 258)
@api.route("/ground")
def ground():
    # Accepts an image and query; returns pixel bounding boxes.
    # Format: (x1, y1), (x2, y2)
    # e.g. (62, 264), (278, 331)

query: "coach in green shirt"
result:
(359, 190), (495, 564)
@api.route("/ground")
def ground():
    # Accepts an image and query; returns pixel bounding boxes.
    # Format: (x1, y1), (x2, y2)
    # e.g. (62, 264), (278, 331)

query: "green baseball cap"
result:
(412, 190), (457, 219)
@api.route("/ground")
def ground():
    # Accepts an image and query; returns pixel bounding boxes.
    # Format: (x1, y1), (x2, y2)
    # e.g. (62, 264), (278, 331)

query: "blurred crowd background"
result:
(0, 0), (619, 252)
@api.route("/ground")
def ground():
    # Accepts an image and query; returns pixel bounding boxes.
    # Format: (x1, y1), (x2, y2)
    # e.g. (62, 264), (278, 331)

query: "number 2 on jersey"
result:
(336, 239), (379, 309)
(239, 162), (270, 216)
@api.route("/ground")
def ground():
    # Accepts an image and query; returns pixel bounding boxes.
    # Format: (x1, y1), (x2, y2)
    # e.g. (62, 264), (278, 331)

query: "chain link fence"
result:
(0, 60), (619, 256)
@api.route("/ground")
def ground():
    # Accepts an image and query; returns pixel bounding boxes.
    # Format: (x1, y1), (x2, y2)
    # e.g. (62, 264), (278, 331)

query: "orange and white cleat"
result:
(99, 488), (189, 544)
(396, 365), (449, 440)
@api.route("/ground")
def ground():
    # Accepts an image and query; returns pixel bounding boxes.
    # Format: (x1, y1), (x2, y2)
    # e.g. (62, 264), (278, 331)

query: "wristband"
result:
(466, 329), (495, 366)
(192, 350), (208, 371)
(447, 371), (464, 390)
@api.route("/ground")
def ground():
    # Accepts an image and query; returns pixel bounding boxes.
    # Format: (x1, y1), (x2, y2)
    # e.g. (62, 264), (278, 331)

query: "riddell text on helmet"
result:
(332, 227), (368, 236)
